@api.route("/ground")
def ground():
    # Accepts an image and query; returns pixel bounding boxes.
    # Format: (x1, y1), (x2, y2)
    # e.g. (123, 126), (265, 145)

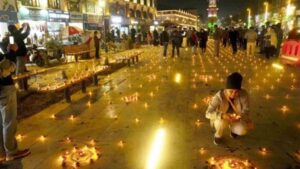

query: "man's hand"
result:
(222, 113), (241, 123)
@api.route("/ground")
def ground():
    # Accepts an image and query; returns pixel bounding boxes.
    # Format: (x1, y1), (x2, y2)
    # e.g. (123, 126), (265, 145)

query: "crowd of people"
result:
(212, 23), (284, 59)
(136, 23), (287, 61)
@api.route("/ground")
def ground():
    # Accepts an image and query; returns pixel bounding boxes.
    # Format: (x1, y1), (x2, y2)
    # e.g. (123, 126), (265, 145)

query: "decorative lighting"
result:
(207, 156), (256, 168)
(146, 128), (166, 169)
(259, 147), (268, 155)
(58, 145), (100, 167)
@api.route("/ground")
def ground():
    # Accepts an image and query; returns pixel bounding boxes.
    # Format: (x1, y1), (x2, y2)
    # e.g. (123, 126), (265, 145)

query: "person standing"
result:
(153, 29), (159, 46)
(191, 29), (198, 55)
(264, 27), (277, 59)
(116, 28), (120, 42)
(146, 31), (152, 46)
(130, 28), (136, 43)
(171, 27), (181, 58)
(186, 28), (192, 47)
(110, 28), (115, 42)
(8, 23), (30, 75)
(229, 27), (239, 55)
(0, 44), (31, 162)
(222, 28), (229, 47)
(274, 23), (283, 57)
(94, 31), (101, 59)
(160, 27), (169, 58)
(259, 26), (267, 54)
(213, 25), (222, 57)
(244, 27), (257, 57)
(199, 28), (208, 54)
(205, 72), (252, 145)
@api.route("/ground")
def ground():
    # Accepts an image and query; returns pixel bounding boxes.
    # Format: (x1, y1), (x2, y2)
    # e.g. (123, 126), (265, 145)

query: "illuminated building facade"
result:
(157, 10), (199, 30)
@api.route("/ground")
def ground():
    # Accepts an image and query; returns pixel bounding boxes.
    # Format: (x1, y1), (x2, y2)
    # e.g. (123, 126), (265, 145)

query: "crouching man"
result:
(205, 72), (252, 145)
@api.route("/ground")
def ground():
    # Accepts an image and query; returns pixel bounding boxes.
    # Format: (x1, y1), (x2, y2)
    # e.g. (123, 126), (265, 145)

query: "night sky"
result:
(157, 0), (259, 21)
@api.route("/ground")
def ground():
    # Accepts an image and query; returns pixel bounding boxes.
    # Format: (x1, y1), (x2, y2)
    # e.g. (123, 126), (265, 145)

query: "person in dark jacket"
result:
(171, 27), (181, 58)
(229, 27), (239, 55)
(94, 31), (101, 59)
(199, 28), (208, 54)
(153, 29), (159, 46)
(160, 28), (169, 57)
(8, 23), (30, 75)
(130, 28), (136, 43)
(0, 44), (30, 162)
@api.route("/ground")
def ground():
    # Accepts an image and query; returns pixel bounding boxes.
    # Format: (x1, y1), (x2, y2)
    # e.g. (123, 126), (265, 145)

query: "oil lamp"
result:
(259, 147), (268, 155)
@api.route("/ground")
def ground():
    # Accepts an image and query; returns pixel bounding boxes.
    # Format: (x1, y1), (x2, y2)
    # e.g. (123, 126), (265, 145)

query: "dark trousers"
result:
(265, 46), (275, 59)
(95, 47), (100, 59)
(163, 42), (168, 57)
(231, 41), (238, 54)
(172, 43), (180, 57)
(222, 38), (227, 47)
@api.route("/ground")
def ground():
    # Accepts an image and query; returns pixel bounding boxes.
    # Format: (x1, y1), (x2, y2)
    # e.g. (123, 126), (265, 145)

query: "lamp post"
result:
(264, 2), (269, 24)
(247, 8), (251, 28)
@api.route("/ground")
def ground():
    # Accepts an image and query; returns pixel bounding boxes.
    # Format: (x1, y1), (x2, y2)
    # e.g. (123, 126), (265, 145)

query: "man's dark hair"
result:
(8, 25), (17, 33)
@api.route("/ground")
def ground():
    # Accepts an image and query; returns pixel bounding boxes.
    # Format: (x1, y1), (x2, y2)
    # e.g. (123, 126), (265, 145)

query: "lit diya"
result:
(59, 145), (101, 167)
(207, 156), (256, 169)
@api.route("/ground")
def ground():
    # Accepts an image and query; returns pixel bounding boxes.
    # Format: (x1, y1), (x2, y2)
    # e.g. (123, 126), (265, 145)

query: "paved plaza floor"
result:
(2, 42), (300, 169)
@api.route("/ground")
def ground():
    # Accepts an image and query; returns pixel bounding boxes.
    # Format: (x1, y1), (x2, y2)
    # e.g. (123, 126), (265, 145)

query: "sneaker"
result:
(213, 137), (223, 145)
(230, 132), (239, 139)
(6, 149), (31, 161)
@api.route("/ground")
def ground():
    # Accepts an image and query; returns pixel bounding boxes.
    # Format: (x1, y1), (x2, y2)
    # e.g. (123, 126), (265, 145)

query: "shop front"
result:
(110, 15), (129, 35)
(47, 9), (69, 36)
(18, 7), (48, 44)
(0, 0), (18, 37)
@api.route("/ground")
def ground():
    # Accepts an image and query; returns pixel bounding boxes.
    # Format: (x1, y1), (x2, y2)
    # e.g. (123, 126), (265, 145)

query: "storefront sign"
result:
(19, 8), (48, 21)
(0, 11), (18, 23)
(48, 10), (69, 22)
(84, 23), (100, 30)
(70, 12), (83, 23)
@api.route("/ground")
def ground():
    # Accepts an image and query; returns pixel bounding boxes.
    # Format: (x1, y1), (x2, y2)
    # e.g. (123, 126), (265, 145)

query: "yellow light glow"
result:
(51, 114), (56, 119)
(174, 73), (182, 83)
(264, 2), (269, 23)
(146, 128), (166, 169)
(16, 134), (24, 142)
(272, 63), (284, 70)
(38, 135), (46, 142)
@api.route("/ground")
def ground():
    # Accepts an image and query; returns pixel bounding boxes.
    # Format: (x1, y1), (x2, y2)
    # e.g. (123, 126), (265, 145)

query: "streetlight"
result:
(264, 2), (269, 24)
(247, 8), (251, 28)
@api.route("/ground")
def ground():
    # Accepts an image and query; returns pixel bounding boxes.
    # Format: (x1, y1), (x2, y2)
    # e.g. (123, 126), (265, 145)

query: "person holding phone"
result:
(205, 72), (252, 145)
(7, 23), (30, 75)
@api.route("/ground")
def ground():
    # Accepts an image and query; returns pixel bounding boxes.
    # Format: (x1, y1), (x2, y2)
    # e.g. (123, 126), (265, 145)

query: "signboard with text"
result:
(70, 12), (83, 23)
(48, 10), (69, 22)
(19, 8), (48, 21)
